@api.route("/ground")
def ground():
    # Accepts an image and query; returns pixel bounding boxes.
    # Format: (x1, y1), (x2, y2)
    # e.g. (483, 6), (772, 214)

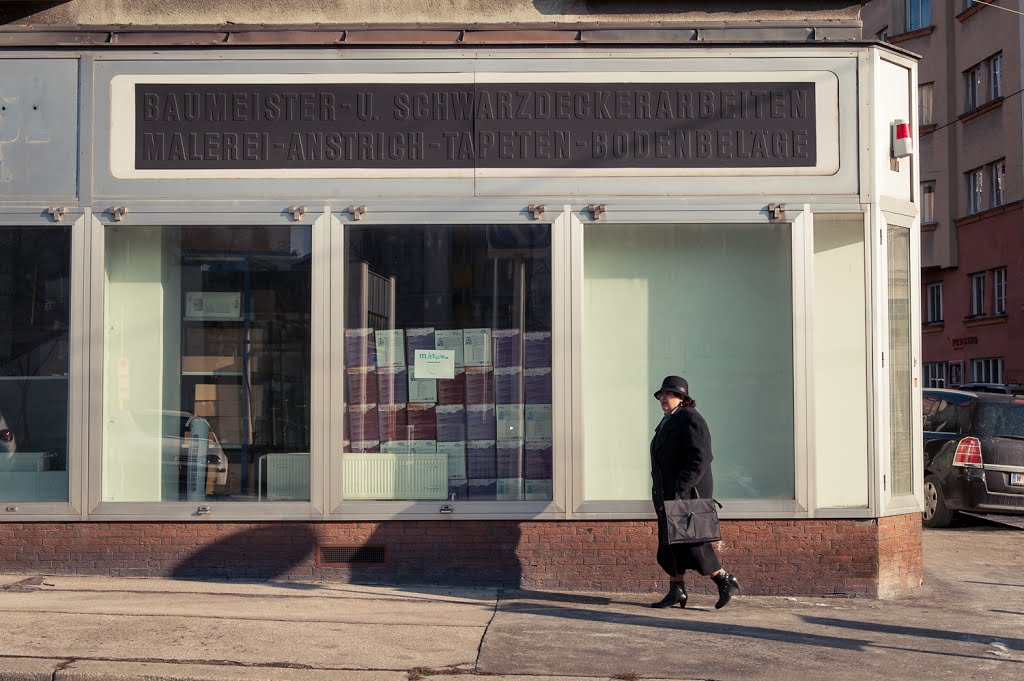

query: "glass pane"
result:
(887, 225), (914, 496)
(342, 224), (552, 502)
(0, 226), (71, 502)
(103, 226), (312, 502)
(814, 215), (868, 508)
(583, 223), (794, 501)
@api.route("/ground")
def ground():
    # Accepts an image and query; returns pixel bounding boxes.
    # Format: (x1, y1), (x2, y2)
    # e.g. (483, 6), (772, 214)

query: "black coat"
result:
(650, 405), (714, 505)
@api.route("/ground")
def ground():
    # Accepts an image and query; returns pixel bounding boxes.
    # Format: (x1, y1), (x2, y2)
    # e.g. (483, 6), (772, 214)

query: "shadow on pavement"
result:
(170, 523), (317, 580)
(799, 616), (1024, 651)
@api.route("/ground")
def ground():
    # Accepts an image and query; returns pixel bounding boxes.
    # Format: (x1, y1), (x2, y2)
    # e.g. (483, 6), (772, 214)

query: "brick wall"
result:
(0, 515), (923, 598)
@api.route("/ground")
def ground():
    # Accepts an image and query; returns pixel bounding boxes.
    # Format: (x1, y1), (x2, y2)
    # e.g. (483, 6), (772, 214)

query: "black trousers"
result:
(655, 505), (722, 577)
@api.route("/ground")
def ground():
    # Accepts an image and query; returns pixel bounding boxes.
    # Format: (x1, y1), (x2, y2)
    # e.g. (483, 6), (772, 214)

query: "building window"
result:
(343, 223), (553, 502)
(923, 362), (947, 388)
(949, 361), (964, 387)
(971, 272), (986, 316)
(964, 53), (1003, 111)
(919, 83), (934, 126)
(972, 357), (1004, 384)
(967, 167), (984, 214)
(991, 159), (1006, 208)
(990, 53), (1003, 99)
(965, 65), (982, 110)
(994, 267), (1007, 315)
(906, 0), (931, 31)
(921, 181), (935, 223)
(584, 222), (794, 501)
(103, 226), (312, 503)
(0, 226), (72, 503)
(926, 283), (943, 323)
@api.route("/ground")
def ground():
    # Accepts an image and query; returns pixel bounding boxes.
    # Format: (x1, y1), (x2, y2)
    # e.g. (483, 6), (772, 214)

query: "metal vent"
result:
(318, 545), (386, 567)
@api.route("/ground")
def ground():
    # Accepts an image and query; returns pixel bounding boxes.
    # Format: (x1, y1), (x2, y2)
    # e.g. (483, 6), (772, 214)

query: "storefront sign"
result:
(134, 82), (816, 170)
(950, 336), (978, 349)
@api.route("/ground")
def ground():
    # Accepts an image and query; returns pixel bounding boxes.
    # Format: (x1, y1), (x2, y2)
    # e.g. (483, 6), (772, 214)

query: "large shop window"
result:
(583, 223), (795, 502)
(343, 224), (553, 502)
(0, 226), (71, 502)
(887, 225), (914, 497)
(103, 226), (312, 502)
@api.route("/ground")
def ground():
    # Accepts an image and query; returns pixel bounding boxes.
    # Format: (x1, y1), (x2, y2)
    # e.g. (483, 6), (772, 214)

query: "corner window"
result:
(972, 357), (1004, 383)
(0, 226), (72, 503)
(970, 272), (986, 316)
(921, 181), (936, 223)
(342, 224), (553, 503)
(926, 282), (943, 323)
(994, 267), (1007, 315)
(906, 0), (931, 31)
(103, 226), (313, 503)
(919, 83), (934, 126)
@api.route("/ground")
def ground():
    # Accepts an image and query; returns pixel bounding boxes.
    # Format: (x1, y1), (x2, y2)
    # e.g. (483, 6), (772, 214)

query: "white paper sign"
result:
(414, 349), (455, 380)
(374, 329), (406, 367)
(463, 328), (492, 367)
(434, 330), (465, 367)
(407, 363), (439, 403)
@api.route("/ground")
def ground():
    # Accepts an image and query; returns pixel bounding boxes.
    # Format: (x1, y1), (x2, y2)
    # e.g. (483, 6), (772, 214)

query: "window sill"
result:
(920, 123), (938, 136)
(888, 26), (935, 43)
(957, 3), (986, 22)
(964, 315), (1008, 328)
(922, 323), (944, 334)
(959, 97), (1003, 124)
(920, 221), (939, 232)
(955, 200), (1022, 228)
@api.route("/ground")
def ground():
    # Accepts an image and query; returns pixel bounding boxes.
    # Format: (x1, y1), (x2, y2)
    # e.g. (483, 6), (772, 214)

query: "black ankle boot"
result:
(713, 572), (740, 609)
(650, 581), (687, 609)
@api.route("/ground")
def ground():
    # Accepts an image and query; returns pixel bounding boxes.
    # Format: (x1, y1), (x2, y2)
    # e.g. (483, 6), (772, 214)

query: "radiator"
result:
(0, 452), (49, 472)
(343, 453), (447, 500)
(260, 453), (310, 500)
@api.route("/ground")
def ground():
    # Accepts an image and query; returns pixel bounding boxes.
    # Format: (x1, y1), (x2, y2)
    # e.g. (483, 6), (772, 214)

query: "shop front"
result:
(0, 39), (924, 597)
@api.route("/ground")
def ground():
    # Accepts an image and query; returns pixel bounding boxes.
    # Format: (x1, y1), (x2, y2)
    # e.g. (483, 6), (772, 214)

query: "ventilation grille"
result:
(318, 545), (387, 567)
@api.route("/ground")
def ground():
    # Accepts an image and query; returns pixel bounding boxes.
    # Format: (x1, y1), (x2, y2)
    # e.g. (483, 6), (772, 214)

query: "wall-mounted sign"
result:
(133, 82), (816, 170)
(950, 336), (979, 349)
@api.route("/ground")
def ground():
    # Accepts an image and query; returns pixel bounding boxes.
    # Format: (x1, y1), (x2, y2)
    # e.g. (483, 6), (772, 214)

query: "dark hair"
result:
(681, 395), (696, 408)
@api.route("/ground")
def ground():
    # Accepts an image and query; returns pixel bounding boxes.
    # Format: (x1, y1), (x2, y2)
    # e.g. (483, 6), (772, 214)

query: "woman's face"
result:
(658, 391), (683, 414)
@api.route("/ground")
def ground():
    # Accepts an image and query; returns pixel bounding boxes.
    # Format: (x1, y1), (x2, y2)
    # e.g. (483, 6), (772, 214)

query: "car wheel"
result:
(923, 474), (955, 528)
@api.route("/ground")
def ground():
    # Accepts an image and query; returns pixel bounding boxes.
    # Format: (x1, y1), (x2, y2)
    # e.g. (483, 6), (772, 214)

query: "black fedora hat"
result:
(654, 375), (689, 399)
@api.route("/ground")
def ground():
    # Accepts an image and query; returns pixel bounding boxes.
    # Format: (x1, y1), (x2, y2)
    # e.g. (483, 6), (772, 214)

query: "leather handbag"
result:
(663, 491), (723, 545)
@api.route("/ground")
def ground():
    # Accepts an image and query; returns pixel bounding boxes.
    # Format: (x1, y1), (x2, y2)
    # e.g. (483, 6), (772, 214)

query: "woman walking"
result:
(649, 375), (740, 610)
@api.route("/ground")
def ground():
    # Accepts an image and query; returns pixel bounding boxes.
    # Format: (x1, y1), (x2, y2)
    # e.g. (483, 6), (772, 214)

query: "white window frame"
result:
(949, 361), (964, 387)
(967, 167), (984, 214)
(906, 0), (931, 32)
(923, 362), (947, 388)
(921, 181), (935, 223)
(991, 159), (1006, 208)
(926, 282), (943, 323)
(989, 53), (1003, 99)
(965, 65), (982, 111)
(994, 267), (1007, 315)
(971, 272), (987, 317)
(972, 357), (1004, 384)
(918, 83), (934, 126)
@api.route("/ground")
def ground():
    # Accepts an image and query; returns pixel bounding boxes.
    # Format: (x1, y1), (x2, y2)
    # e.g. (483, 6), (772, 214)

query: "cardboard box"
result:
(182, 356), (242, 373)
(377, 403), (408, 442)
(194, 384), (243, 402)
(496, 439), (524, 479)
(346, 366), (378, 404)
(466, 404), (496, 440)
(495, 404), (524, 441)
(435, 404), (466, 442)
(466, 440), (496, 478)
(524, 404), (553, 442)
(494, 366), (523, 404)
(407, 403), (438, 440)
(496, 477), (524, 501)
(206, 416), (244, 444)
(439, 441), (467, 480)
(437, 368), (466, 404)
(405, 327), (435, 363)
(492, 329), (521, 368)
(344, 328), (376, 368)
(524, 367), (552, 404)
(524, 332), (552, 368)
(525, 479), (553, 501)
(377, 367), (409, 404)
(434, 330), (465, 367)
(348, 403), (379, 442)
(463, 328), (492, 367)
(465, 367), (494, 405)
(194, 400), (243, 418)
(525, 440), (554, 479)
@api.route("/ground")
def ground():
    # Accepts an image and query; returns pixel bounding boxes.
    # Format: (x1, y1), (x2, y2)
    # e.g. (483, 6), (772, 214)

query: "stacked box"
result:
(409, 440), (438, 454)
(524, 367), (553, 404)
(463, 328), (492, 367)
(466, 404), (496, 440)
(492, 329), (521, 367)
(436, 404), (467, 442)
(525, 440), (553, 480)
(496, 439), (524, 479)
(344, 328), (376, 367)
(466, 440), (496, 478)
(205, 416), (243, 444)
(348, 403), (380, 442)
(407, 363), (438, 403)
(407, 403), (438, 441)
(493, 366), (523, 404)
(374, 329), (406, 367)
(447, 481), (468, 500)
(439, 441), (467, 481)
(468, 478), (497, 500)
(496, 477), (524, 501)
(524, 404), (553, 442)
(377, 366), (409, 404)
(465, 367), (494, 405)
(524, 331), (552, 369)
(184, 327), (243, 356)
(349, 439), (381, 453)
(524, 479), (553, 501)
(381, 439), (411, 454)
(346, 366), (378, 404)
(437, 369), (466, 404)
(496, 404), (524, 441)
(434, 329), (465, 367)
(405, 327), (436, 358)
(377, 403), (408, 442)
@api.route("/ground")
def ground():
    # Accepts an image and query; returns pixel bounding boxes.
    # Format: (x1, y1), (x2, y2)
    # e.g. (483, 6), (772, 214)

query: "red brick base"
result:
(0, 514), (922, 598)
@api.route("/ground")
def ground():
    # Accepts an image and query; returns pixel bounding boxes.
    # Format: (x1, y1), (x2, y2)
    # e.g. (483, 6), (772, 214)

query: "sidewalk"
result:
(0, 524), (1020, 681)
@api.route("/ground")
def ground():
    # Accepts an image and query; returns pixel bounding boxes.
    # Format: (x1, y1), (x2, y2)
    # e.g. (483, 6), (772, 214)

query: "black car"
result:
(922, 388), (1024, 527)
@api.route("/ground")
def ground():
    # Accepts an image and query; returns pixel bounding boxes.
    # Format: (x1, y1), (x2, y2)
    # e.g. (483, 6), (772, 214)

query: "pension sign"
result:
(135, 82), (817, 170)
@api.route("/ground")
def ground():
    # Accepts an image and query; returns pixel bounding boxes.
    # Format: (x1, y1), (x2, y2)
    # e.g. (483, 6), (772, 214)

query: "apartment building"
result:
(864, 0), (1024, 387)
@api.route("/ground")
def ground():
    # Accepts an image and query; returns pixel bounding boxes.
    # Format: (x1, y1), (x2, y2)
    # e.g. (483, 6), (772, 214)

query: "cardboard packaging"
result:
(407, 364), (438, 403)
(496, 404), (524, 441)
(496, 477), (524, 501)
(437, 368), (466, 404)
(377, 403), (408, 442)
(408, 440), (438, 454)
(347, 403), (379, 442)
(184, 327), (243, 356)
(467, 478), (497, 500)
(447, 481), (468, 500)
(494, 366), (523, 404)
(345, 328), (376, 368)
(434, 330), (465, 367)
(524, 367), (553, 404)
(466, 404), (496, 441)
(405, 327), (436, 363)
(193, 400), (243, 418)
(407, 403), (438, 440)
(524, 331), (552, 368)
(347, 366), (379, 405)
(348, 439), (381, 453)
(194, 384), (243, 402)
(377, 366), (409, 404)
(435, 404), (467, 442)
(439, 441), (467, 481)
(492, 329), (521, 368)
(496, 439), (524, 479)
(465, 367), (494, 405)
(374, 329), (406, 367)
(524, 404), (553, 442)
(463, 328), (492, 367)
(182, 356), (242, 373)
(525, 440), (554, 480)
(525, 479), (553, 501)
(466, 440), (496, 478)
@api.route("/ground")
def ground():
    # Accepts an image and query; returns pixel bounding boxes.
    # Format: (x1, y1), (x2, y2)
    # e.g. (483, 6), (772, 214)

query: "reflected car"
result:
(922, 388), (1024, 527)
(954, 382), (1024, 396)
(0, 411), (15, 456)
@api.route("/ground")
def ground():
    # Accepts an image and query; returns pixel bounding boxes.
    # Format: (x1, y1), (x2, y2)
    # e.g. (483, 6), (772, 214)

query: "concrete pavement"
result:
(0, 520), (1021, 681)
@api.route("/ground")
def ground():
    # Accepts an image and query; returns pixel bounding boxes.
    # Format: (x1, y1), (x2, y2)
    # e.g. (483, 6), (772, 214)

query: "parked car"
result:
(0, 411), (15, 456)
(922, 388), (1024, 527)
(954, 382), (1024, 395)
